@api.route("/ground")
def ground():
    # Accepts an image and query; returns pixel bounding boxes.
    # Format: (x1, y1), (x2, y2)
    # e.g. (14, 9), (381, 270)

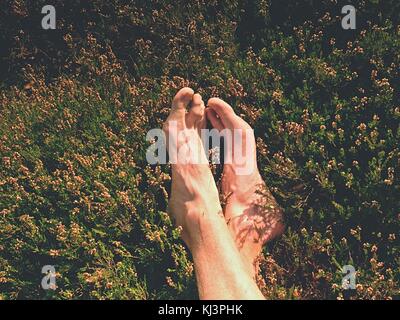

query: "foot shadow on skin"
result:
(213, 134), (284, 250)
(227, 184), (284, 251)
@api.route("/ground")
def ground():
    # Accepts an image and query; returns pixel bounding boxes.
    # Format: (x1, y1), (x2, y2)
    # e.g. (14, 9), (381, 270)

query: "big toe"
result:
(186, 93), (206, 129)
(207, 97), (237, 128)
(163, 87), (193, 139)
(171, 87), (194, 115)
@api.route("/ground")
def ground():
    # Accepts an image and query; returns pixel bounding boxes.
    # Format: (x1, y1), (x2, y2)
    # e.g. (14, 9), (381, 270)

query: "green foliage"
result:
(0, 0), (399, 299)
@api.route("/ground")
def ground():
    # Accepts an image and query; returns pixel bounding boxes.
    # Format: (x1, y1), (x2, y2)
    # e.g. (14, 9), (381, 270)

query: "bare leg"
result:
(163, 88), (264, 299)
(206, 98), (284, 279)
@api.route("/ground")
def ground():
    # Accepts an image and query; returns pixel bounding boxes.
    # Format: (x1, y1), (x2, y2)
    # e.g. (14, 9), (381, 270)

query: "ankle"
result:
(181, 203), (224, 249)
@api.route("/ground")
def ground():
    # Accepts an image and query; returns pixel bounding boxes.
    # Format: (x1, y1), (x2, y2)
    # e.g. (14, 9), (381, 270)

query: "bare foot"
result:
(163, 88), (223, 248)
(206, 98), (284, 277)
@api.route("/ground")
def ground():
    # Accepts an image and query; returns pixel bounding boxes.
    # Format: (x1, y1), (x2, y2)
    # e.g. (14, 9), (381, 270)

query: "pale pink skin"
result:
(207, 98), (284, 277)
(163, 87), (283, 299)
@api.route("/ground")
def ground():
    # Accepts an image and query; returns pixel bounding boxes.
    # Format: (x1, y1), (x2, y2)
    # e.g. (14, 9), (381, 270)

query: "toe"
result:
(164, 87), (194, 135)
(186, 93), (205, 128)
(205, 108), (224, 131)
(171, 87), (194, 115)
(207, 98), (237, 127)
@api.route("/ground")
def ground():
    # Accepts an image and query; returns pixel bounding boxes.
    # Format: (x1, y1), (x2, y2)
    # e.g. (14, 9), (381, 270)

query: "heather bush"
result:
(0, 0), (399, 299)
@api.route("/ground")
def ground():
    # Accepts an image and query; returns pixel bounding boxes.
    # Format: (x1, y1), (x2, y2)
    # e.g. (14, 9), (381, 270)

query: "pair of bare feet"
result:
(163, 87), (284, 299)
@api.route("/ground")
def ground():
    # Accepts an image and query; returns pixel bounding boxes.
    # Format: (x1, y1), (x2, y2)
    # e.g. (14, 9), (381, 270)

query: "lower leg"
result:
(187, 207), (264, 300)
